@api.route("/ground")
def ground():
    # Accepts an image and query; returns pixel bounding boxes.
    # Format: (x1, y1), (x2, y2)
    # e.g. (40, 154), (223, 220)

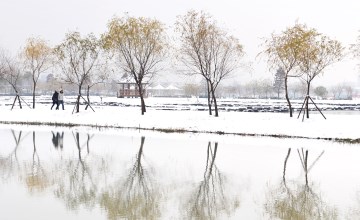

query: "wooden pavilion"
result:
(117, 82), (148, 98)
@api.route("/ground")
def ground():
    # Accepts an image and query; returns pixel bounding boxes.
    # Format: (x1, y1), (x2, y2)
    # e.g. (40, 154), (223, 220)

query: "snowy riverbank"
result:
(0, 96), (359, 141)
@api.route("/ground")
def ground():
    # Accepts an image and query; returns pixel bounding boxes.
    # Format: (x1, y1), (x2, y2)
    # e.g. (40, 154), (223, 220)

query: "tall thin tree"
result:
(176, 10), (244, 117)
(22, 37), (53, 109)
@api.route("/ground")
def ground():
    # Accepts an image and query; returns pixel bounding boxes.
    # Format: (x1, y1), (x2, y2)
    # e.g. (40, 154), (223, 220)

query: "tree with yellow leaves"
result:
(262, 23), (312, 117)
(22, 37), (53, 109)
(103, 15), (167, 115)
(297, 28), (344, 119)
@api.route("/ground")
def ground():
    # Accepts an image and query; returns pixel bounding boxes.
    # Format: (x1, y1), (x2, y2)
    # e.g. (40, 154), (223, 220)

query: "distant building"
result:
(147, 84), (183, 97)
(117, 77), (148, 98)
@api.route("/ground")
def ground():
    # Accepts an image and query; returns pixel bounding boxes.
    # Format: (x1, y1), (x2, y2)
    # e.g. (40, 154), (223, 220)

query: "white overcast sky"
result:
(0, 0), (359, 86)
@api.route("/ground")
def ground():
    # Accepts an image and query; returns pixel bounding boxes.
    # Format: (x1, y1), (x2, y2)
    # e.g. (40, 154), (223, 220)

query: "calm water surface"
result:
(1, 125), (360, 220)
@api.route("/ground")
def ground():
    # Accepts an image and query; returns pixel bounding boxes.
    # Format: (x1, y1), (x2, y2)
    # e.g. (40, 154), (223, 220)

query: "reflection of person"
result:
(51, 90), (58, 110)
(52, 131), (64, 149)
(52, 131), (59, 148)
(59, 132), (64, 149)
(56, 89), (64, 110)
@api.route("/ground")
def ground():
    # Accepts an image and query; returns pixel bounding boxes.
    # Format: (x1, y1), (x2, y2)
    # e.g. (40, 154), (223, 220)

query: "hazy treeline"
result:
(0, 10), (359, 115)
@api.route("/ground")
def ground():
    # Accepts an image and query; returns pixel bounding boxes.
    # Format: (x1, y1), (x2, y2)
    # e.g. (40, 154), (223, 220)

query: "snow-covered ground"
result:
(0, 95), (359, 140)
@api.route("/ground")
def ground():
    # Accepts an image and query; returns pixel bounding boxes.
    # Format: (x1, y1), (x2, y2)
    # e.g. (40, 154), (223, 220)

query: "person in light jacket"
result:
(56, 89), (65, 110)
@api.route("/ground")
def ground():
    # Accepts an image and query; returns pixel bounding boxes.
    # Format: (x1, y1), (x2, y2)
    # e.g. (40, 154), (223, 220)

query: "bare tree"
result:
(21, 37), (53, 109)
(259, 78), (273, 98)
(183, 83), (201, 98)
(0, 49), (30, 109)
(245, 79), (260, 98)
(330, 84), (343, 100)
(344, 85), (353, 100)
(103, 15), (167, 115)
(54, 31), (106, 113)
(176, 10), (244, 117)
(351, 31), (360, 69)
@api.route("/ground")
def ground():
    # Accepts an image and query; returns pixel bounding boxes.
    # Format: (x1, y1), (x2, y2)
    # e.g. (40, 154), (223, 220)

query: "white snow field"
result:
(0, 95), (359, 140)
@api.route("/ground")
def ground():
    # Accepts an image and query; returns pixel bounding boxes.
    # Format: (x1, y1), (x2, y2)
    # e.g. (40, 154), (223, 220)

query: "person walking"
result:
(51, 90), (59, 110)
(56, 89), (65, 110)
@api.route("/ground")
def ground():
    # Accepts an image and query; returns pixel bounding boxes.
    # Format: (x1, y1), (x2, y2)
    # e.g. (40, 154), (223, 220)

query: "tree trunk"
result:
(85, 85), (90, 110)
(206, 81), (212, 115)
(210, 84), (219, 117)
(75, 132), (81, 161)
(32, 83), (36, 109)
(283, 148), (291, 182)
(208, 142), (218, 176)
(32, 131), (36, 154)
(137, 136), (145, 170)
(140, 95), (146, 115)
(138, 84), (146, 115)
(17, 95), (22, 109)
(284, 77), (292, 117)
(11, 95), (18, 110)
(304, 150), (308, 187)
(76, 86), (82, 113)
(86, 134), (90, 154)
(306, 82), (311, 119)
(76, 95), (80, 113)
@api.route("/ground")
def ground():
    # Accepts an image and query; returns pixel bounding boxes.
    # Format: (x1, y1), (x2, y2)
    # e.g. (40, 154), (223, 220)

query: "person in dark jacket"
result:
(51, 90), (59, 110)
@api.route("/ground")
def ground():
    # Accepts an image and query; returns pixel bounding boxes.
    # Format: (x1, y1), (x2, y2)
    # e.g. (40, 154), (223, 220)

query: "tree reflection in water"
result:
(54, 131), (98, 210)
(23, 131), (50, 193)
(100, 136), (160, 220)
(0, 129), (27, 181)
(264, 148), (338, 220)
(1, 129), (160, 219)
(0, 130), (50, 193)
(185, 142), (239, 220)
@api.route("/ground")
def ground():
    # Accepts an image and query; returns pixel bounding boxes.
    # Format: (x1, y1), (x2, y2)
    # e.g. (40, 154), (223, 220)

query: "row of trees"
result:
(2, 74), (355, 101)
(183, 80), (355, 100)
(0, 11), (360, 117)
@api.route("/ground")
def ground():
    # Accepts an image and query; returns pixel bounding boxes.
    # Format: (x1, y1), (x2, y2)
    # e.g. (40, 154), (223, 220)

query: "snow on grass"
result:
(0, 95), (359, 140)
